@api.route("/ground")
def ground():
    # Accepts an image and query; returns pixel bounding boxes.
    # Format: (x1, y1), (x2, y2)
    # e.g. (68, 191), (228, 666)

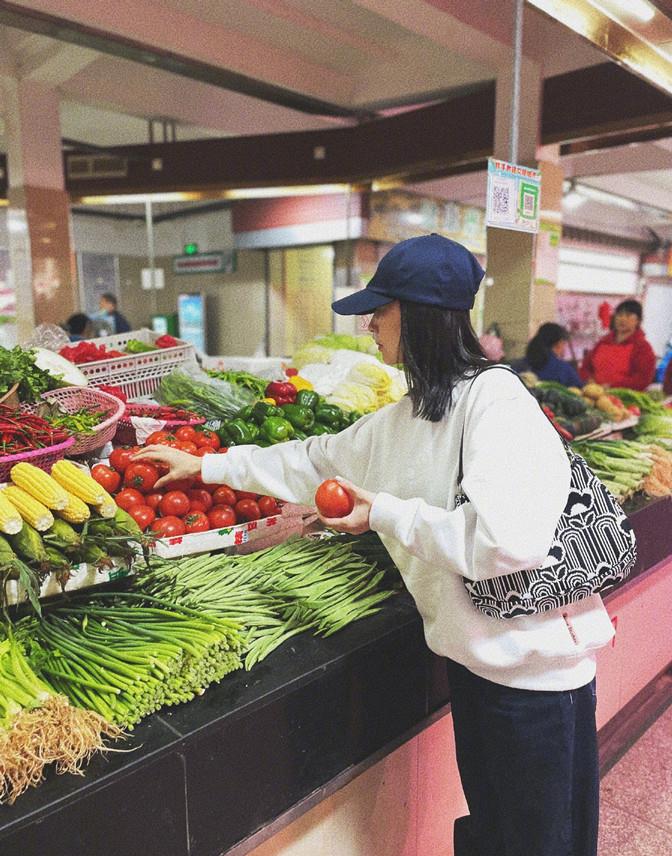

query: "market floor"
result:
(598, 702), (672, 855)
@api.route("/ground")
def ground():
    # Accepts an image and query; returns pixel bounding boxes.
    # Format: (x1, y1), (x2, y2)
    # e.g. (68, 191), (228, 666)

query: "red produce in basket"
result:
(115, 487), (145, 511)
(150, 516), (186, 537)
(159, 490), (190, 517)
(124, 462), (159, 493)
(129, 505), (156, 531)
(91, 464), (121, 494)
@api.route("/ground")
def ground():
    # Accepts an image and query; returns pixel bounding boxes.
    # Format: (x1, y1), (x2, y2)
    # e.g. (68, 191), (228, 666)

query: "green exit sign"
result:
(183, 242), (199, 256)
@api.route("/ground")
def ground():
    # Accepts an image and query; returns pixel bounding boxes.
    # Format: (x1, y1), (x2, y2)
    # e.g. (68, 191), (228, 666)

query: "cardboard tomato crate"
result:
(150, 510), (306, 558)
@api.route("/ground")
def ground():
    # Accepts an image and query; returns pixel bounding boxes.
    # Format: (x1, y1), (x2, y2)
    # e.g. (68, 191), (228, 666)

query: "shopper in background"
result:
(525, 322), (583, 387)
(96, 293), (131, 335)
(580, 299), (656, 390)
(136, 234), (613, 856)
(64, 312), (93, 342)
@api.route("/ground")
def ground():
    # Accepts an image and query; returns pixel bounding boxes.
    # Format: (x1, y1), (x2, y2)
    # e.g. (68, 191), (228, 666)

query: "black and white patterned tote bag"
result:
(455, 367), (637, 619)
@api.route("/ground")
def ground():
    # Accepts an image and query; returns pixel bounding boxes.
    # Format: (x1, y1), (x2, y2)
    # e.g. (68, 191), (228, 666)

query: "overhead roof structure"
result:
(0, 0), (670, 241)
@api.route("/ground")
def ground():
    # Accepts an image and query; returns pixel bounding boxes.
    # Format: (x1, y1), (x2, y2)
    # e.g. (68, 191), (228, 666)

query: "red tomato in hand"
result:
(193, 446), (213, 458)
(129, 505), (156, 530)
(315, 479), (354, 518)
(175, 440), (199, 455)
(91, 464), (121, 493)
(175, 425), (198, 443)
(159, 490), (190, 517)
(184, 511), (210, 533)
(207, 505), (237, 528)
(187, 489), (213, 512)
(109, 446), (138, 474)
(212, 485), (237, 507)
(258, 495), (281, 518)
(115, 487), (145, 511)
(144, 492), (164, 511)
(235, 498), (261, 522)
(124, 462), (159, 493)
(194, 429), (220, 450)
(150, 515), (186, 537)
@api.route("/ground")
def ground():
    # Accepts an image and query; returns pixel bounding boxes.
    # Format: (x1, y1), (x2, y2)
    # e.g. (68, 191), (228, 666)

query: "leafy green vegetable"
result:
(155, 370), (255, 421)
(0, 347), (59, 403)
(206, 369), (268, 398)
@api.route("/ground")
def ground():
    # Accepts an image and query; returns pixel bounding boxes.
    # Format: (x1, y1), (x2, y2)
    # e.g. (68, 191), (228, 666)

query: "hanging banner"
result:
(486, 158), (541, 234)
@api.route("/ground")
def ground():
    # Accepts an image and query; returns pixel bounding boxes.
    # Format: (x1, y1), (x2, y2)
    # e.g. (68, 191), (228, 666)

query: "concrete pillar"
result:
(1, 79), (78, 342)
(483, 56), (544, 358)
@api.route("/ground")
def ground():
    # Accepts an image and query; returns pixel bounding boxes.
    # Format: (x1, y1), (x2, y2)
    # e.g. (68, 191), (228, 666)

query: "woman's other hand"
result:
(317, 477), (375, 535)
(132, 444), (202, 488)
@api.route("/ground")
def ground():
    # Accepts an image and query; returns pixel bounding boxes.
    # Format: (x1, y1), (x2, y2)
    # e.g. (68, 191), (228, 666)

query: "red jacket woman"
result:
(580, 300), (656, 391)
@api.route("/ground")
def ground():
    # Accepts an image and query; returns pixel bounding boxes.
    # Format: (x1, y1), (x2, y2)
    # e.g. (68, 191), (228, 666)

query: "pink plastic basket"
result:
(114, 403), (205, 446)
(0, 437), (75, 483)
(23, 387), (125, 456)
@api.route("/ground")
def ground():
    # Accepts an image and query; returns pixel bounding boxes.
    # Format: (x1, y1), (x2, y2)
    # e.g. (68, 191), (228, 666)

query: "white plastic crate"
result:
(4, 561), (133, 606)
(75, 328), (196, 400)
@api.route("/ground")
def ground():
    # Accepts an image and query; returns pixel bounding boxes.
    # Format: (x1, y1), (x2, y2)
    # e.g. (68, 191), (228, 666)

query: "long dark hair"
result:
(525, 323), (568, 372)
(399, 302), (488, 422)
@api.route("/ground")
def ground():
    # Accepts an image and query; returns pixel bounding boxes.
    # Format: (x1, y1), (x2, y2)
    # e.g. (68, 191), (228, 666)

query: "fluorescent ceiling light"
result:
(591, 0), (655, 23)
(76, 184), (351, 205)
(77, 192), (204, 205)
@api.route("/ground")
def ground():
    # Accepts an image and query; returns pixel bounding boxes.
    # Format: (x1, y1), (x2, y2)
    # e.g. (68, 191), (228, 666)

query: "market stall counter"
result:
(1, 497), (670, 856)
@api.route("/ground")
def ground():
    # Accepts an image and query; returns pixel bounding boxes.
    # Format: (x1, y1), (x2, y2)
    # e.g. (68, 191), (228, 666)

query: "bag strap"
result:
(457, 365), (570, 487)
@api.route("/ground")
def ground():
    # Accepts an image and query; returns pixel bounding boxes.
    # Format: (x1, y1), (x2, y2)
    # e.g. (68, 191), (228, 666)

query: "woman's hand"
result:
(132, 444), (202, 489)
(317, 477), (375, 535)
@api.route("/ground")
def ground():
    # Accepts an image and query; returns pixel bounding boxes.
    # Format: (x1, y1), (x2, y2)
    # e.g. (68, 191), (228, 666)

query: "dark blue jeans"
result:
(447, 659), (599, 856)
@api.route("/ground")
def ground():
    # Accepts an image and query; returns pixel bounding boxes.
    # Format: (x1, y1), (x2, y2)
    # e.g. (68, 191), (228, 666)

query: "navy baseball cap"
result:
(332, 233), (485, 316)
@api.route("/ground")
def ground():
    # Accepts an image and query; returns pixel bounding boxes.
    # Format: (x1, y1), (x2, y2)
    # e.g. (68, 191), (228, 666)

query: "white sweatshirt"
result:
(202, 368), (615, 690)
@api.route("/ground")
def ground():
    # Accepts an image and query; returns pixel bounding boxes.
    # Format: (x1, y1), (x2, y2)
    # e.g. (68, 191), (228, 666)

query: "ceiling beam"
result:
(1, 63), (670, 199)
(0, 0), (364, 119)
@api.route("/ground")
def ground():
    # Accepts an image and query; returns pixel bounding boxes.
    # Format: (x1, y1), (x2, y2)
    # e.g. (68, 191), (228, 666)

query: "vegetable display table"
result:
(1, 498), (670, 856)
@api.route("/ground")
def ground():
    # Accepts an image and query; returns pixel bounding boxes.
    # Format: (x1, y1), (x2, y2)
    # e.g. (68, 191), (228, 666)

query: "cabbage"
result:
(292, 344), (334, 370)
(314, 333), (379, 356)
(327, 382), (379, 413)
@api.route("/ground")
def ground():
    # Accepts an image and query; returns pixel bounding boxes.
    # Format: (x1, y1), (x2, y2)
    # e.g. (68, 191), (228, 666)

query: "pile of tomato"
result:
(91, 425), (282, 537)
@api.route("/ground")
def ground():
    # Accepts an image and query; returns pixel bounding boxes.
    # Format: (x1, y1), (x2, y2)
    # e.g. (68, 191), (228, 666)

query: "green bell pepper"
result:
(311, 423), (336, 436)
(222, 418), (258, 445)
(251, 401), (284, 424)
(314, 404), (344, 429)
(293, 429), (308, 442)
(280, 403), (315, 431)
(260, 416), (295, 444)
(346, 410), (364, 425)
(236, 404), (255, 421)
(295, 389), (320, 410)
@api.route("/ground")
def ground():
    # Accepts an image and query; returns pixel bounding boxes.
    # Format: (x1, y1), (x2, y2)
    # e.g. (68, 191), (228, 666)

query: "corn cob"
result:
(50, 460), (105, 505)
(93, 496), (117, 519)
(0, 490), (24, 535)
(45, 519), (81, 549)
(10, 462), (69, 510)
(2, 486), (54, 532)
(56, 492), (91, 524)
(8, 522), (48, 562)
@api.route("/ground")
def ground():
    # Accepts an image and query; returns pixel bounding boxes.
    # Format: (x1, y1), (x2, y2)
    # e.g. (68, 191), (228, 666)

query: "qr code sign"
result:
(492, 183), (511, 215)
(522, 191), (536, 217)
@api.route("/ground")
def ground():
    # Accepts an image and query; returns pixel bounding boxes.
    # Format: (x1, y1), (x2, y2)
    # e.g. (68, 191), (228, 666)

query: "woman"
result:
(525, 322), (583, 387)
(135, 234), (614, 856)
(580, 299), (656, 390)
